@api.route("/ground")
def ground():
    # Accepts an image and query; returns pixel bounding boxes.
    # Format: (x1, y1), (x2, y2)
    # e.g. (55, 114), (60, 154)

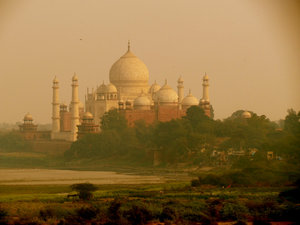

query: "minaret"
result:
(51, 76), (60, 139)
(200, 73), (211, 117)
(71, 73), (80, 141)
(202, 73), (209, 102)
(177, 76), (184, 103)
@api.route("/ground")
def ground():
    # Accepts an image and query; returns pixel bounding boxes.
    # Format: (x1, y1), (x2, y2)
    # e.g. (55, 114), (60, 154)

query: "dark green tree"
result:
(70, 183), (98, 200)
(100, 109), (128, 131)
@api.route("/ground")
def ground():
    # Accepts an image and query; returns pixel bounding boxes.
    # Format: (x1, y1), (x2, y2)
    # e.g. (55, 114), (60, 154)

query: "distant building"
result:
(19, 113), (50, 140)
(51, 42), (212, 141)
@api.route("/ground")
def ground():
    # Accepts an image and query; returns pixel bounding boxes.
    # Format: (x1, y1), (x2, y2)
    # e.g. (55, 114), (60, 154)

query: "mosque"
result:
(19, 42), (212, 142)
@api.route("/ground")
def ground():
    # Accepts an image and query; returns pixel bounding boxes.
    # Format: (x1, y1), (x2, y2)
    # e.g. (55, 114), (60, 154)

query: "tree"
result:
(184, 106), (213, 134)
(70, 183), (98, 200)
(100, 109), (128, 131)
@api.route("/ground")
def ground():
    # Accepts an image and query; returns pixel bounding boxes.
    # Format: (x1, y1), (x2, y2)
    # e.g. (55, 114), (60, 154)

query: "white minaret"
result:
(51, 76), (60, 139)
(71, 73), (80, 141)
(202, 73), (209, 102)
(177, 76), (184, 103)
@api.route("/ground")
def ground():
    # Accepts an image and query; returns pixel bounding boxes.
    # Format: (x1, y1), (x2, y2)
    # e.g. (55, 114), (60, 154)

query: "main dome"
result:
(109, 44), (149, 85)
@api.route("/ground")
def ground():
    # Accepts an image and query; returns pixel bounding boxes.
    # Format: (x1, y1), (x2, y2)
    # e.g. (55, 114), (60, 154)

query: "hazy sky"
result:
(0, 0), (299, 124)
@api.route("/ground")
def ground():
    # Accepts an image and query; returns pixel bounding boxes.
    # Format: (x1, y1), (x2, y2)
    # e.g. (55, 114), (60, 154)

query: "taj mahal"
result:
(23, 42), (211, 142)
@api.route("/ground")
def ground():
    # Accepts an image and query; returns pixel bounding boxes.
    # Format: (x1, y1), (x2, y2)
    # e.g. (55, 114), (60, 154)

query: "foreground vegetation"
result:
(0, 182), (299, 224)
(0, 107), (299, 224)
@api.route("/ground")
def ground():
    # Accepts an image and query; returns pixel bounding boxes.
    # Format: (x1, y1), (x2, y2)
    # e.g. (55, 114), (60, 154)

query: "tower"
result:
(202, 73), (209, 102)
(177, 76), (184, 104)
(51, 76), (60, 139)
(200, 73), (211, 117)
(70, 73), (80, 141)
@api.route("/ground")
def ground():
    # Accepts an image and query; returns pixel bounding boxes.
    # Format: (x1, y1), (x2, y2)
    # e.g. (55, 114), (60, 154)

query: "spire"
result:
(72, 72), (78, 81)
(128, 40), (131, 51)
(164, 79), (167, 85)
(189, 89), (191, 95)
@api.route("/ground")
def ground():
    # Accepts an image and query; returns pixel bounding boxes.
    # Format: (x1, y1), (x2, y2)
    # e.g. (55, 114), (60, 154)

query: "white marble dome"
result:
(182, 90), (198, 106)
(134, 95), (151, 106)
(97, 82), (107, 93)
(242, 111), (252, 119)
(83, 111), (93, 119)
(154, 81), (178, 104)
(24, 113), (33, 121)
(109, 46), (149, 85)
(106, 83), (117, 93)
(149, 81), (161, 94)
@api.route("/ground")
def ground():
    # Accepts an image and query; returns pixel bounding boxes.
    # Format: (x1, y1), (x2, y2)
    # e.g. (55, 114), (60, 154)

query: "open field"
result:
(0, 169), (165, 185)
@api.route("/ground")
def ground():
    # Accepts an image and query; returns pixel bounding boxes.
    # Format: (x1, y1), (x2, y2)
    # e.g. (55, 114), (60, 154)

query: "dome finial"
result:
(128, 40), (130, 51)
(165, 79), (167, 85)
(189, 89), (191, 95)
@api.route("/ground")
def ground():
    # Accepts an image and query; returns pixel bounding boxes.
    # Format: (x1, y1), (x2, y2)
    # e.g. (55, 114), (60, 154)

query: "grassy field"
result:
(0, 152), (299, 224)
(1, 182), (297, 224)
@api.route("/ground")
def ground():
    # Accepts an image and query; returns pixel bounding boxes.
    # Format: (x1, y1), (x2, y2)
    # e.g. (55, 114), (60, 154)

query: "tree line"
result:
(65, 107), (300, 166)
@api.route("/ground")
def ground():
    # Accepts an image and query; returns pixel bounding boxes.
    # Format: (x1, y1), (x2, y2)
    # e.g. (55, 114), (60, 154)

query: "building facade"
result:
(51, 43), (211, 141)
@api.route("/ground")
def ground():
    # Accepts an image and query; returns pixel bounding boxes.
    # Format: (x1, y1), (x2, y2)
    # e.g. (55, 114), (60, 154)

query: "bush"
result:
(70, 183), (98, 200)
(0, 207), (8, 220)
(76, 206), (98, 220)
(279, 187), (300, 203)
(191, 178), (201, 187)
(124, 204), (152, 225)
(220, 202), (249, 221)
(39, 207), (55, 220)
(160, 207), (177, 222)
(106, 198), (123, 224)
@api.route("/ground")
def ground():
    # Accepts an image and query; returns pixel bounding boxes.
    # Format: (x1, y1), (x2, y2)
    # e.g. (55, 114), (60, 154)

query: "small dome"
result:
(97, 82), (107, 93)
(134, 95), (151, 106)
(149, 80), (161, 94)
(242, 111), (252, 119)
(24, 113), (33, 121)
(106, 83), (117, 93)
(182, 90), (198, 106)
(83, 112), (93, 119)
(154, 80), (178, 103)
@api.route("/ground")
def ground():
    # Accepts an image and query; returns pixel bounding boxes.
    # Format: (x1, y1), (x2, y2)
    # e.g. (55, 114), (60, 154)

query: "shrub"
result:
(0, 207), (8, 220)
(279, 187), (300, 203)
(70, 183), (98, 200)
(191, 178), (201, 187)
(39, 207), (55, 220)
(76, 206), (98, 220)
(124, 204), (152, 225)
(220, 202), (249, 221)
(160, 207), (177, 222)
(106, 198), (123, 224)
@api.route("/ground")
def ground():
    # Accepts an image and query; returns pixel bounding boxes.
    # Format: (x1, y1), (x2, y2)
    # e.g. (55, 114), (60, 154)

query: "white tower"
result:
(51, 76), (60, 139)
(70, 73), (80, 141)
(200, 73), (211, 117)
(177, 76), (184, 103)
(202, 73), (209, 102)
